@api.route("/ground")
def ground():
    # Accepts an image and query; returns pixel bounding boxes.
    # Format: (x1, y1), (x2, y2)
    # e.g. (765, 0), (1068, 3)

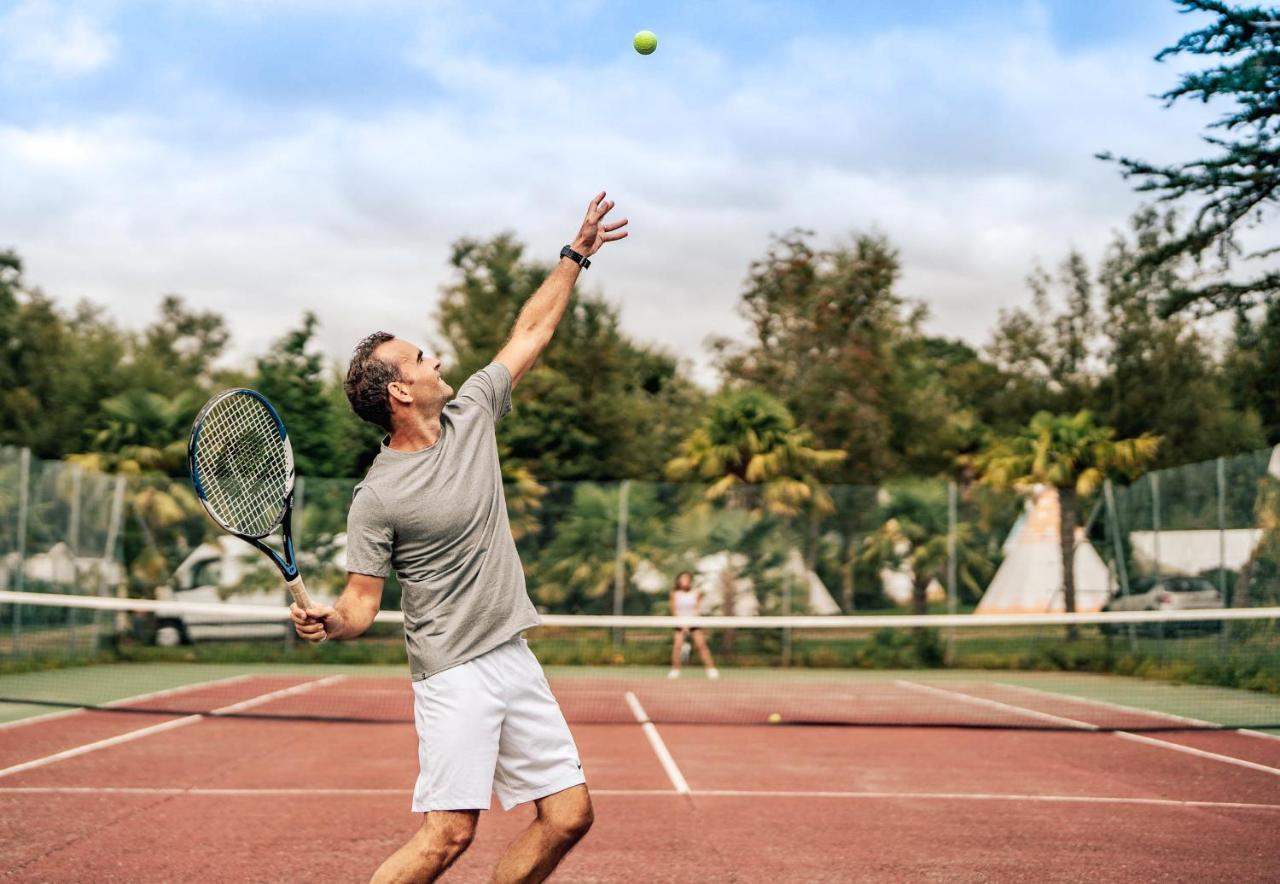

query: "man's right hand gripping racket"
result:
(188, 388), (320, 625)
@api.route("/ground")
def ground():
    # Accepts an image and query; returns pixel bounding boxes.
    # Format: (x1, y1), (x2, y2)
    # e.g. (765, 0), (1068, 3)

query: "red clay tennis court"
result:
(2, 675), (1280, 880)
(3, 642), (1279, 883)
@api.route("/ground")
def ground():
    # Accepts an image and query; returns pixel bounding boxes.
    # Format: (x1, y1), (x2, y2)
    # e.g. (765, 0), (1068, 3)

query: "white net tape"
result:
(193, 393), (290, 536)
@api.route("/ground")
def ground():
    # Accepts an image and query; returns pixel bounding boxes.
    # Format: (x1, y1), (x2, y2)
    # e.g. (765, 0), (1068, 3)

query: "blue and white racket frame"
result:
(188, 387), (317, 613)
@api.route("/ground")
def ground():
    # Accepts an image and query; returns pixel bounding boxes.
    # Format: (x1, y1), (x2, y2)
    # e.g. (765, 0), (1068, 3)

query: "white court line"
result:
(688, 789), (1280, 811)
(995, 681), (1280, 743)
(624, 691), (690, 795)
(0, 676), (346, 781)
(0, 785), (1276, 812)
(212, 676), (345, 715)
(895, 680), (1096, 730)
(0, 674), (256, 732)
(0, 715), (203, 780)
(898, 680), (1280, 777)
(1113, 731), (1280, 776)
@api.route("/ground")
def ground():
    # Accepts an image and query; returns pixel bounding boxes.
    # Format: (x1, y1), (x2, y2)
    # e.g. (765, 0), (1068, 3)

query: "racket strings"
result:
(194, 394), (290, 536)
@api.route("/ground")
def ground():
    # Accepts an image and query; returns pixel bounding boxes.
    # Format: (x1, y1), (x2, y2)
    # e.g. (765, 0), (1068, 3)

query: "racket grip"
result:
(286, 575), (316, 611)
(286, 575), (327, 642)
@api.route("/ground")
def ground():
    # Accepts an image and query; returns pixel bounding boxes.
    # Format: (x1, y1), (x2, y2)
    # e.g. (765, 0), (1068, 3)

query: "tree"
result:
(530, 482), (663, 613)
(81, 389), (203, 474)
(986, 253), (1099, 416)
(0, 253), (134, 459)
(436, 233), (703, 481)
(1223, 298), (1280, 444)
(979, 412), (1160, 615)
(857, 480), (992, 615)
(666, 389), (845, 516)
(1095, 209), (1266, 462)
(125, 295), (230, 397)
(254, 312), (357, 478)
(713, 231), (917, 483)
(666, 389), (844, 621)
(1099, 0), (1280, 316)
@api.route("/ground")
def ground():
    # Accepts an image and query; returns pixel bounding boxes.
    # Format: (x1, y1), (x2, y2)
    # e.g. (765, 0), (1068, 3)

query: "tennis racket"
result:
(188, 388), (316, 612)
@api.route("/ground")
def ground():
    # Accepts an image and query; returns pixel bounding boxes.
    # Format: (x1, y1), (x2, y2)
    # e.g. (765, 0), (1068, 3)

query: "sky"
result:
(0, 0), (1257, 386)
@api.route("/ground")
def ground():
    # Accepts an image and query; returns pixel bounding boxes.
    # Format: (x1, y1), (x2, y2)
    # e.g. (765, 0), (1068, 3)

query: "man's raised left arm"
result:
(495, 192), (628, 387)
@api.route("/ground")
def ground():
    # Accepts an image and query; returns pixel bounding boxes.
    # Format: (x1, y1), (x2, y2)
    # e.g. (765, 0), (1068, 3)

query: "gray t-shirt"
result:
(344, 362), (540, 680)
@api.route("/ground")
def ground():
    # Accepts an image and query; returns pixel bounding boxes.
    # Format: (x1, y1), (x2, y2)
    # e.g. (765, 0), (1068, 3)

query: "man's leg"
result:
(491, 785), (593, 884)
(370, 810), (479, 884)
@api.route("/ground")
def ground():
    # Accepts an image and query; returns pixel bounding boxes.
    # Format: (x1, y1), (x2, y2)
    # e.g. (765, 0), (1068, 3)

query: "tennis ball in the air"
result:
(634, 30), (658, 55)
(767, 712), (783, 724)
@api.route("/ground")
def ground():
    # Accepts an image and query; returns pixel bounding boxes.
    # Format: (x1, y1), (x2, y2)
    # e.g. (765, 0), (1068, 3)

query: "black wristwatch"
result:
(560, 245), (591, 269)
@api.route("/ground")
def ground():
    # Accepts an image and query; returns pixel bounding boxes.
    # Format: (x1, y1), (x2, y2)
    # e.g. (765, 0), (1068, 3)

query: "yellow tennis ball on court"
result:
(633, 30), (657, 55)
(767, 712), (782, 724)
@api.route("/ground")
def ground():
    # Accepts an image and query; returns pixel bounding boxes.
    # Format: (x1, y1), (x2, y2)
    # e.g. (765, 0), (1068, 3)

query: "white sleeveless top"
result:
(673, 588), (698, 617)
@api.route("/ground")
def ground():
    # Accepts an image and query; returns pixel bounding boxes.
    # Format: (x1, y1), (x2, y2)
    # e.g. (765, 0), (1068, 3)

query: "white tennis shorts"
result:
(411, 635), (584, 812)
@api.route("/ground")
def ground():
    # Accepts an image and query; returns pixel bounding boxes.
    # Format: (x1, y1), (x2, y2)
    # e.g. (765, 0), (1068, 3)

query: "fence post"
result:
(13, 448), (30, 653)
(101, 475), (127, 648)
(946, 481), (958, 664)
(612, 480), (629, 649)
(1216, 457), (1227, 602)
(1104, 479), (1137, 652)
(68, 464), (82, 558)
(103, 476), (126, 597)
(67, 464), (82, 652)
(1151, 472), (1161, 578)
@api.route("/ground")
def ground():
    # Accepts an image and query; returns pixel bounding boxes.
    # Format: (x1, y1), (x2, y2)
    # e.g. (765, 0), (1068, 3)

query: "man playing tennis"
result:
(290, 192), (627, 883)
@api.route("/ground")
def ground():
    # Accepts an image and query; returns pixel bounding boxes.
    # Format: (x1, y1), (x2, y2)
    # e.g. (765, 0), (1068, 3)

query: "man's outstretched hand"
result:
(570, 191), (628, 258)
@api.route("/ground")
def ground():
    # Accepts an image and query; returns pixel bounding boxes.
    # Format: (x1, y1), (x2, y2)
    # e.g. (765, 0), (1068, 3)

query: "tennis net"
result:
(1, 591), (1277, 732)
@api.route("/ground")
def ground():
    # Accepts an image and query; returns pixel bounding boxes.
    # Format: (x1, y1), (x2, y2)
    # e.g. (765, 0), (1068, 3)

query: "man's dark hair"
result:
(345, 331), (400, 431)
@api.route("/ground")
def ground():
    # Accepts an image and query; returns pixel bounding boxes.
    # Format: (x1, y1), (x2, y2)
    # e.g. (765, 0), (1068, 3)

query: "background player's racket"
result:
(188, 388), (316, 613)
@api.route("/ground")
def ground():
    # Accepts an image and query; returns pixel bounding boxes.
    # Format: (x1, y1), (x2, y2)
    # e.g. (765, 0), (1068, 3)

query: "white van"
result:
(152, 536), (344, 645)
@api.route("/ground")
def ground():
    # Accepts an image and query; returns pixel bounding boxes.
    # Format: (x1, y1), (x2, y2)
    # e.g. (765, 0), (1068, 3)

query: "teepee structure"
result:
(976, 486), (1113, 614)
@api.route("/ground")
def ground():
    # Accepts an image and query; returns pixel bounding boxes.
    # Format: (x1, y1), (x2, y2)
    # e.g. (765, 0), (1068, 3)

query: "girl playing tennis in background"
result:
(668, 570), (719, 680)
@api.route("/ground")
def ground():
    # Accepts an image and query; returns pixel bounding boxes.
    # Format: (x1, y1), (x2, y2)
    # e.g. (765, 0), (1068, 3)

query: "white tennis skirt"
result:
(411, 635), (585, 812)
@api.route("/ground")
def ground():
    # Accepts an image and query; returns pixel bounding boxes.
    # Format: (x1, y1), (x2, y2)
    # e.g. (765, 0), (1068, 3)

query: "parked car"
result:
(147, 536), (343, 645)
(1100, 575), (1223, 635)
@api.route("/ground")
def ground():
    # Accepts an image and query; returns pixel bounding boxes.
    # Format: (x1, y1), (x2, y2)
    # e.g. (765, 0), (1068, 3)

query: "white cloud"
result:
(0, 0), (118, 78)
(2, 5), (1270, 390)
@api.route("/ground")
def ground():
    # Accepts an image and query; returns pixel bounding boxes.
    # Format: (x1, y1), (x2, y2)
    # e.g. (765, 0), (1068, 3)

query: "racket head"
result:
(188, 388), (295, 539)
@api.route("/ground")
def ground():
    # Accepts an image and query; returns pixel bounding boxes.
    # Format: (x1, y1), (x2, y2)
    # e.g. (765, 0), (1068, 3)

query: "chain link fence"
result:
(3, 445), (1279, 625)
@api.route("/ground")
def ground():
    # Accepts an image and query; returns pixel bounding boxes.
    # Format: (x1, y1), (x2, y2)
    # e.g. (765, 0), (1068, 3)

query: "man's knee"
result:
(544, 794), (593, 844)
(423, 813), (477, 858)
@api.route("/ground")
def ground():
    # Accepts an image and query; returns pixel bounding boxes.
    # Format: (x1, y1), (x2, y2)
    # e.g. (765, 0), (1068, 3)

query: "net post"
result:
(612, 480), (629, 649)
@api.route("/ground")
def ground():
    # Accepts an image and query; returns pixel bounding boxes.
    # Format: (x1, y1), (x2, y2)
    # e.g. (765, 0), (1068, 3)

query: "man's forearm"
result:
(509, 257), (582, 348)
(326, 589), (379, 640)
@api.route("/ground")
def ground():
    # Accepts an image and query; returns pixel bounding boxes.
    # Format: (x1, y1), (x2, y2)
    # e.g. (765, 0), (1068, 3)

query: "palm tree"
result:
(500, 450), (546, 544)
(979, 411), (1159, 615)
(83, 389), (204, 475)
(532, 482), (664, 612)
(858, 480), (993, 615)
(666, 389), (845, 516)
(666, 390), (844, 621)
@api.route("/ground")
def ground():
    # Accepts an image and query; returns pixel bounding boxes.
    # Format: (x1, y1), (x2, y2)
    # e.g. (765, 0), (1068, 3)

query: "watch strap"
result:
(560, 245), (591, 269)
